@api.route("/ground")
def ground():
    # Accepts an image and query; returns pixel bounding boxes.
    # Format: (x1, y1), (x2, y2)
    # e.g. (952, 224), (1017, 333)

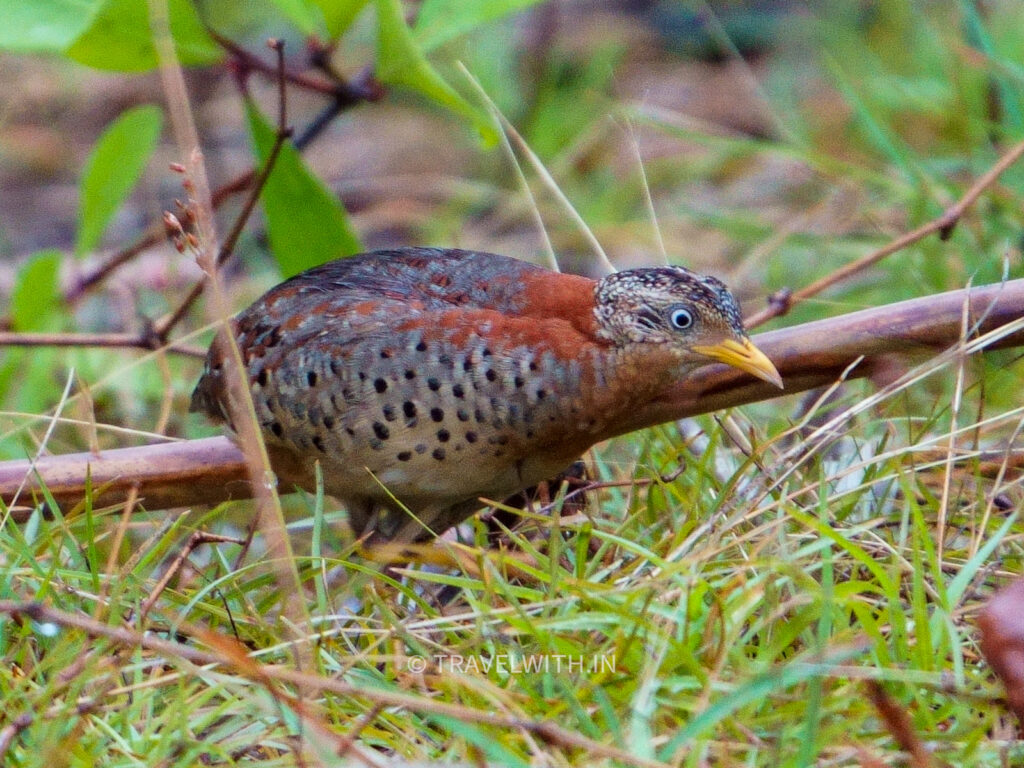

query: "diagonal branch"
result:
(744, 138), (1024, 328)
(4, 277), (1024, 520)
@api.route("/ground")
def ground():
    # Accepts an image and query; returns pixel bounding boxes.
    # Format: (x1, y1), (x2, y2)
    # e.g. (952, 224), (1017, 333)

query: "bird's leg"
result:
(484, 460), (590, 539)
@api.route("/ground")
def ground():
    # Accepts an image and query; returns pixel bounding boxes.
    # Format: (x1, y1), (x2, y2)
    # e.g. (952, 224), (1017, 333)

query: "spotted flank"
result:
(192, 247), (779, 540)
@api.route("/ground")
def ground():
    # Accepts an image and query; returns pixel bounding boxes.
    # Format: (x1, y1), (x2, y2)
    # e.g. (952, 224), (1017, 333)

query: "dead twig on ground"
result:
(0, 599), (673, 768)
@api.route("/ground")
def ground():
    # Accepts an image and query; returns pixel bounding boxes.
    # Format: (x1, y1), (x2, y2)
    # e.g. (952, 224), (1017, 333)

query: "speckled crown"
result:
(593, 266), (747, 342)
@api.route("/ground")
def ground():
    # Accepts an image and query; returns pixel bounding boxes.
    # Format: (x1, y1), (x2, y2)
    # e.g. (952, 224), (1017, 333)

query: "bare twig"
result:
(138, 530), (245, 622)
(745, 138), (1024, 328)
(212, 28), (380, 102)
(151, 39), (294, 342)
(66, 229), (172, 301)
(0, 331), (204, 357)
(63, 38), (381, 306)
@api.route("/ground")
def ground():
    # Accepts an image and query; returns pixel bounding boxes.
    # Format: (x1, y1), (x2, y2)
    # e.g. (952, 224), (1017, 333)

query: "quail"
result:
(191, 247), (782, 541)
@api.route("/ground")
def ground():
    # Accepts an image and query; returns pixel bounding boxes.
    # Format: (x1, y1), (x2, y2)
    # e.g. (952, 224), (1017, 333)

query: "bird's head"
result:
(593, 266), (783, 388)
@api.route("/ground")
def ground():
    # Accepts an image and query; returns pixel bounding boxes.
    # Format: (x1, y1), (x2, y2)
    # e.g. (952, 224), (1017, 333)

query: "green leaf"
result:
(267, 0), (324, 35)
(414, 0), (544, 52)
(245, 103), (361, 277)
(0, 0), (101, 53)
(76, 105), (164, 257)
(311, 0), (370, 38)
(66, 0), (221, 72)
(946, 508), (1019, 607)
(374, 0), (489, 132)
(11, 251), (63, 332)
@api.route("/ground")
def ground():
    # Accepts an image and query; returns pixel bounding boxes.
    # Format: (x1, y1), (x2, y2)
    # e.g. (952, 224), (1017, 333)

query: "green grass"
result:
(5, 0), (1024, 765)
(4, 367), (1024, 765)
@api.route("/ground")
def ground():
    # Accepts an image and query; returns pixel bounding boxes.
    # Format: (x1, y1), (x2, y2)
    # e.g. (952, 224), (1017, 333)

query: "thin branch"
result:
(152, 281), (206, 343)
(0, 331), (204, 357)
(215, 39), (296, 269)
(745, 138), (1024, 328)
(64, 41), (381, 306)
(211, 28), (379, 102)
(137, 530), (245, 622)
(65, 228), (171, 302)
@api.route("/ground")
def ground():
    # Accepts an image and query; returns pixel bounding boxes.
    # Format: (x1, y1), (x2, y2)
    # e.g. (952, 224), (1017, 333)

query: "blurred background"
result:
(2, 0), (1024, 449)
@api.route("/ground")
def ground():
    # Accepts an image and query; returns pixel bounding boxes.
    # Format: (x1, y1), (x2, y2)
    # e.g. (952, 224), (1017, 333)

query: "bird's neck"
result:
(561, 344), (682, 444)
(516, 271), (684, 442)
(603, 344), (682, 400)
(519, 270), (602, 339)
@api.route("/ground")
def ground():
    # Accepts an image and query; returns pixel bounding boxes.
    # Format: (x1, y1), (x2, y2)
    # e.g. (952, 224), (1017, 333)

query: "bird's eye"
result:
(669, 307), (694, 330)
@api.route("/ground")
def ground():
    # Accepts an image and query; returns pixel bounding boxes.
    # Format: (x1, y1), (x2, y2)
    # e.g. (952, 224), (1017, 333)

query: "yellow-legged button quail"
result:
(191, 247), (782, 541)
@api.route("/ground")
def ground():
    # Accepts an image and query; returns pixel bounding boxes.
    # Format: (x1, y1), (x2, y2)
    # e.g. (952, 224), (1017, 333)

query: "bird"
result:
(191, 247), (782, 542)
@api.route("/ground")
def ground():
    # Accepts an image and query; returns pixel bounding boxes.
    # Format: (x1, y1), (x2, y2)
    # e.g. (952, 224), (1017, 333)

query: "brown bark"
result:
(3, 278), (1024, 520)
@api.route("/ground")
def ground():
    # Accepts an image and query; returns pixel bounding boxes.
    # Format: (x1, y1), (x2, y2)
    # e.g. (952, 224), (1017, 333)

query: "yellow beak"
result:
(692, 338), (784, 389)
